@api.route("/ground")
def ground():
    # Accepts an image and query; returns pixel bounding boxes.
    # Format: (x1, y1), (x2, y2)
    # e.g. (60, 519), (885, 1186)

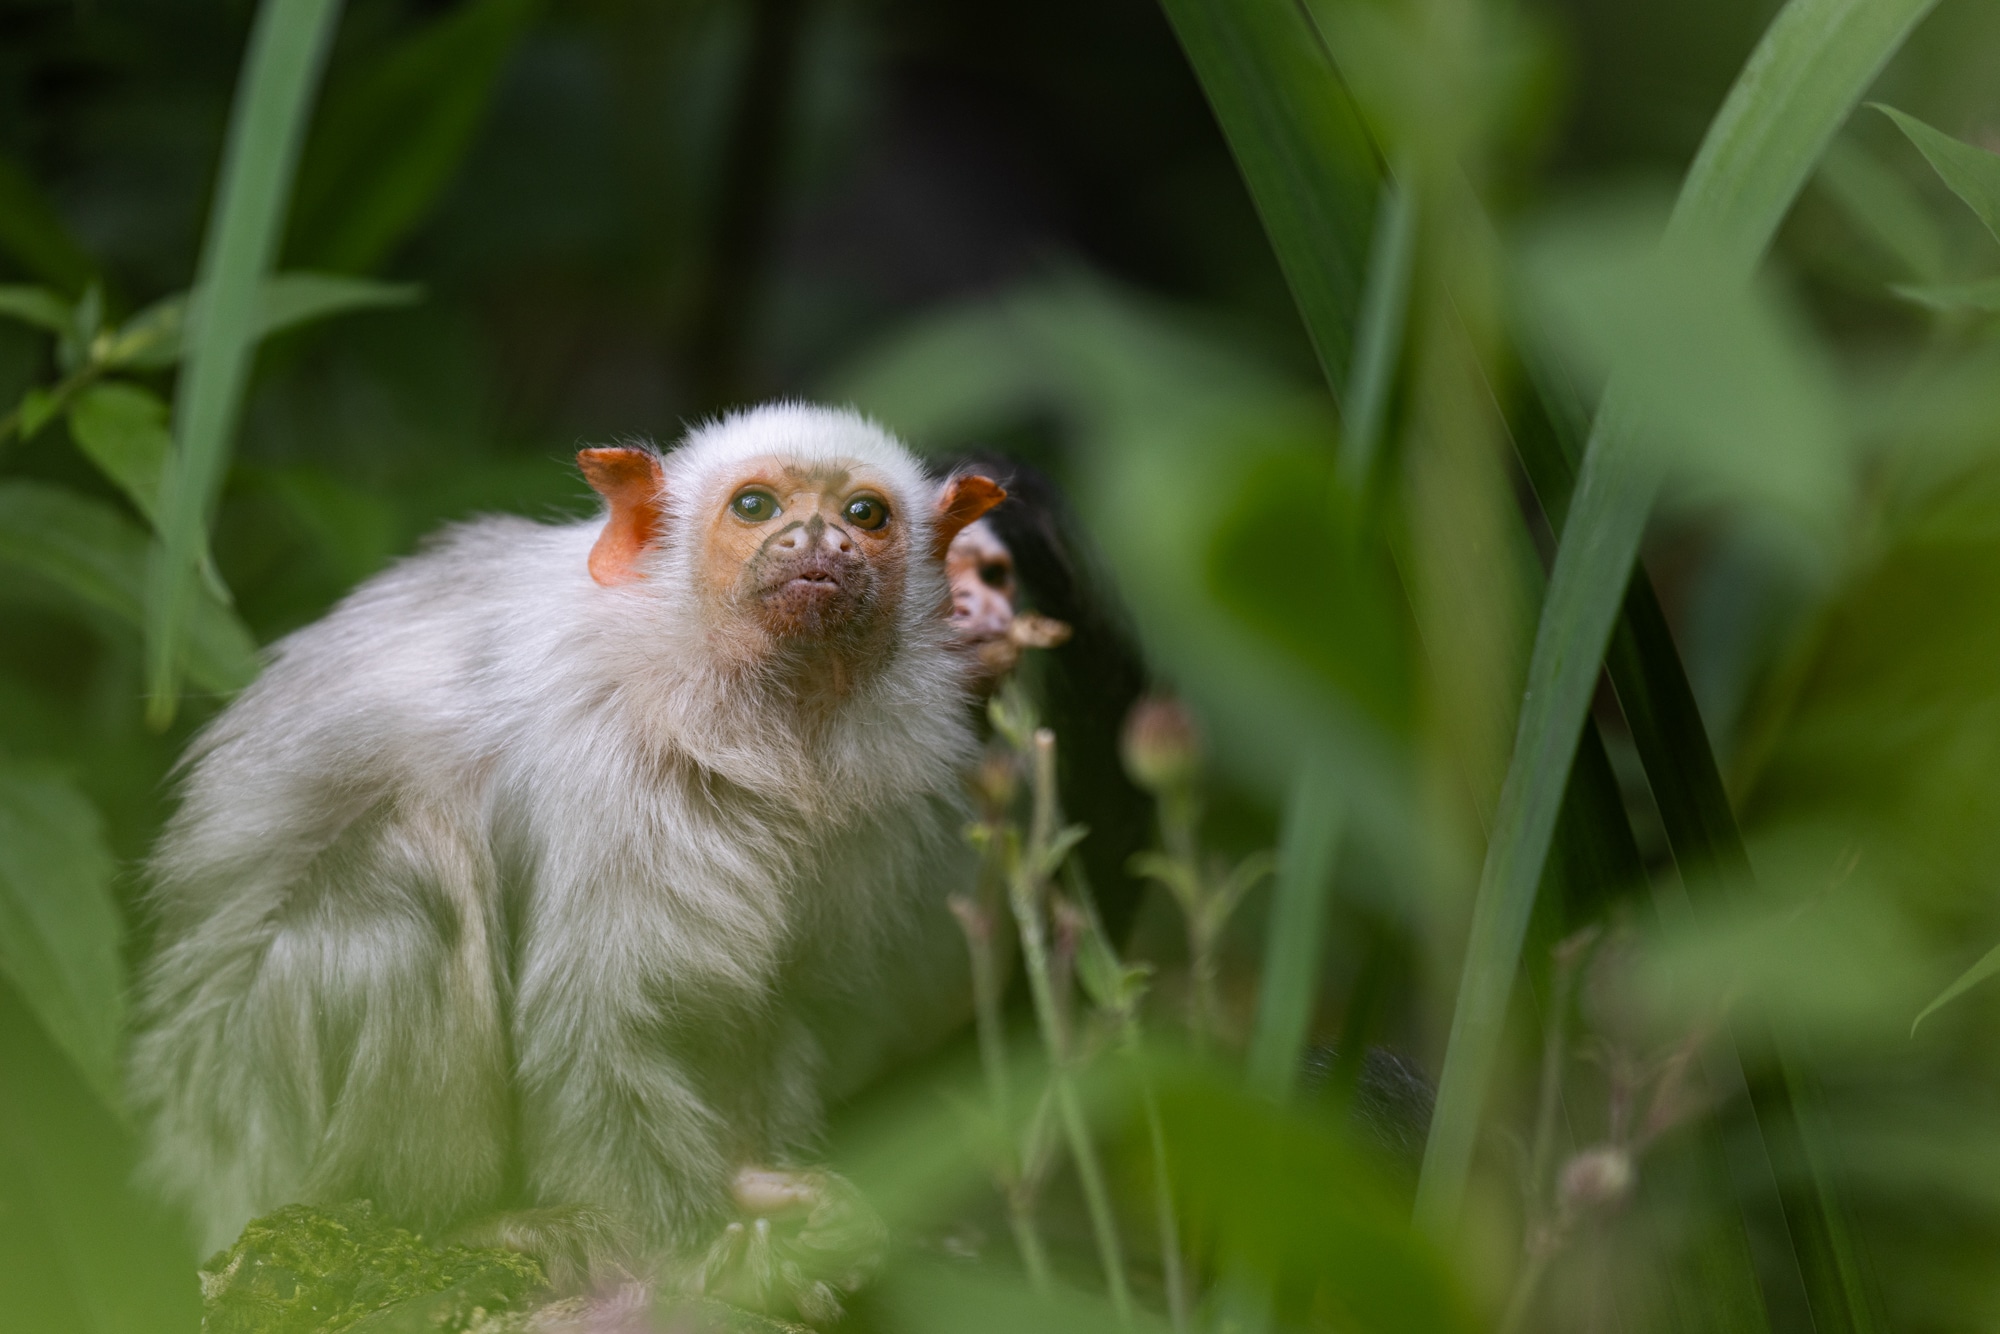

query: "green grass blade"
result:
(1875, 103), (2000, 243)
(1338, 169), (1416, 488)
(1156, 0), (1380, 399)
(1247, 758), (1344, 1101)
(1415, 0), (1941, 1239)
(1893, 277), (2000, 312)
(144, 0), (344, 727)
(1911, 938), (2000, 1033)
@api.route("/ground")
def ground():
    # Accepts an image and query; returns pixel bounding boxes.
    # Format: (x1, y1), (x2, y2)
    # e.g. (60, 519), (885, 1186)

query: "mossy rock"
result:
(199, 1201), (546, 1334)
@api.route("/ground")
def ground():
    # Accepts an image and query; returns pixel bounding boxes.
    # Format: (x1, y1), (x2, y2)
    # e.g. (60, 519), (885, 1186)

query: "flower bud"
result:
(1121, 697), (1200, 794)
(1558, 1145), (1635, 1212)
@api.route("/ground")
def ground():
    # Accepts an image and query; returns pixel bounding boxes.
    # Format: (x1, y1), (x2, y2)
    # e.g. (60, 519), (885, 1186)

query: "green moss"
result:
(199, 1202), (546, 1334)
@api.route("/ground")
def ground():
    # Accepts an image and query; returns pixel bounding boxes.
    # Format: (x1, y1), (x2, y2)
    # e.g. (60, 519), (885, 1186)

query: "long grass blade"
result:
(1415, 0), (1942, 1238)
(1246, 757), (1344, 1101)
(1338, 167), (1416, 488)
(1156, 0), (1380, 398)
(143, 0), (345, 727)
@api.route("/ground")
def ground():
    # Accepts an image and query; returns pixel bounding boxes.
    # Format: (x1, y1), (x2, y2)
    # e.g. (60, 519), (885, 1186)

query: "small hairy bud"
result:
(1558, 1145), (1635, 1212)
(1121, 696), (1201, 794)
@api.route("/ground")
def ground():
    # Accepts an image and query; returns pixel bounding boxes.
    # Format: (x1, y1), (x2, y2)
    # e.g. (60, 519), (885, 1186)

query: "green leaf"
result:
(15, 386), (59, 440)
(254, 270), (419, 337)
(1891, 276), (2000, 312)
(1912, 938), (2000, 1034)
(0, 284), (74, 335)
(287, 0), (542, 273)
(1156, 0), (1379, 397)
(1520, 198), (1851, 558)
(1417, 0), (1942, 1238)
(1876, 103), (2000, 244)
(146, 0), (345, 727)
(64, 381), (238, 606)
(1817, 136), (1947, 280)
(66, 383), (172, 525)
(0, 154), (97, 294)
(0, 762), (125, 1112)
(1205, 447), (1412, 729)
(104, 272), (417, 372)
(0, 480), (258, 695)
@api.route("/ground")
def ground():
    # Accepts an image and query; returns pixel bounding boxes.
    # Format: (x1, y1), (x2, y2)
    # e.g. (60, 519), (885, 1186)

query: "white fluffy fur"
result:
(130, 404), (977, 1259)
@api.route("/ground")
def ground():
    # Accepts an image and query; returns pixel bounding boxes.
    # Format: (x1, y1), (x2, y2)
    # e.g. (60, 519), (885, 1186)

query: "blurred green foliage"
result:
(7, 0), (2000, 1331)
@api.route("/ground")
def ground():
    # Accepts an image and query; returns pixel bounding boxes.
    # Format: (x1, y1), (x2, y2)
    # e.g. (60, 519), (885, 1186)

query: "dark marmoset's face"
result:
(703, 456), (908, 641)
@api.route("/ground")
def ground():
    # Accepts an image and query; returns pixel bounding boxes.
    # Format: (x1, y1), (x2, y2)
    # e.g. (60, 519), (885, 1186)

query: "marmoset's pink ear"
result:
(931, 474), (1006, 561)
(579, 447), (667, 586)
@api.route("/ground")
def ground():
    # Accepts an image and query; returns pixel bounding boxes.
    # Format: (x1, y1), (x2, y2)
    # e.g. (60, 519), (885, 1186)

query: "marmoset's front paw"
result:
(692, 1167), (887, 1324)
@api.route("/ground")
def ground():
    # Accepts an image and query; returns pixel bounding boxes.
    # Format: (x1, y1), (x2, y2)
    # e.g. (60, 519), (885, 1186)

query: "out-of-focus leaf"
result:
(0, 481), (258, 695)
(147, 0), (344, 726)
(1519, 197), (1852, 562)
(15, 385), (59, 439)
(834, 276), (1428, 896)
(0, 762), (124, 1113)
(0, 283), (73, 335)
(1817, 137), (1947, 281)
(1891, 276), (2000, 312)
(1876, 103), (2000, 244)
(287, 0), (541, 273)
(1159, 1074), (1474, 1333)
(1418, 0), (1940, 1235)
(64, 382), (234, 603)
(1156, 0), (1379, 395)
(876, 1258), (1170, 1334)
(254, 271), (418, 337)
(1205, 449), (1413, 728)
(108, 272), (417, 371)
(0, 155), (96, 294)
(1911, 938), (2000, 1033)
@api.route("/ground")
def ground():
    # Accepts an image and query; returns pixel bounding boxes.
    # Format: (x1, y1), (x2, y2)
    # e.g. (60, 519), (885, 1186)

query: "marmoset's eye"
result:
(843, 495), (889, 531)
(979, 562), (1010, 588)
(730, 490), (779, 522)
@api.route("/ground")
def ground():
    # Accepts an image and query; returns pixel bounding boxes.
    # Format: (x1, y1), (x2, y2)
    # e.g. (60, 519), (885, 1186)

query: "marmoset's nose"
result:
(775, 514), (853, 556)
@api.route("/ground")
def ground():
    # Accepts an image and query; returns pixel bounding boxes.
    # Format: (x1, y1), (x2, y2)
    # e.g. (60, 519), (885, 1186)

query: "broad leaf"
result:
(0, 762), (124, 1112)
(0, 481), (258, 694)
(65, 382), (235, 604)
(108, 272), (418, 371)
(1877, 103), (2000, 244)
(0, 284), (73, 335)
(66, 383), (172, 525)
(147, 0), (345, 726)
(1817, 136), (1947, 280)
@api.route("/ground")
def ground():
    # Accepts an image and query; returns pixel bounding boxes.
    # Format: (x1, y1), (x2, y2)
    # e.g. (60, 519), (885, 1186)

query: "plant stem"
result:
(1009, 728), (1132, 1321)
(1142, 1078), (1191, 1333)
(950, 890), (1052, 1291)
